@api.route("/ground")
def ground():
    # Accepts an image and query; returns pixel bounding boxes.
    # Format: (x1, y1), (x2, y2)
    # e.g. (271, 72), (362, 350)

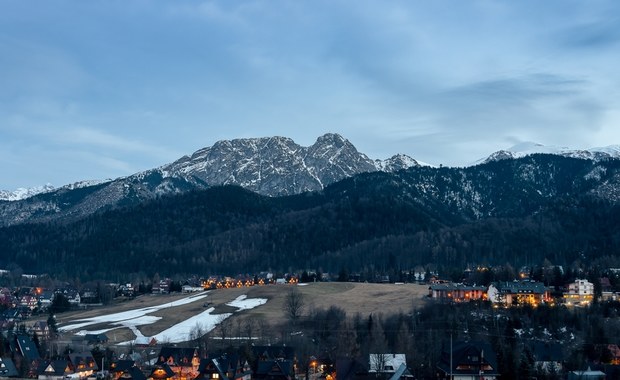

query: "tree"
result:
(47, 312), (58, 334)
(50, 293), (71, 314)
(284, 287), (305, 324)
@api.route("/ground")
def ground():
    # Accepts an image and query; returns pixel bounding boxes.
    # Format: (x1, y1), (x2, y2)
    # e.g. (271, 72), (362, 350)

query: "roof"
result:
(68, 352), (99, 371)
(110, 360), (136, 373)
(0, 357), (19, 377)
(493, 281), (547, 294)
(429, 284), (487, 291)
(16, 334), (40, 361)
(37, 360), (71, 377)
(255, 360), (294, 378)
(388, 363), (413, 380)
(156, 347), (199, 367)
(149, 364), (176, 379)
(437, 341), (499, 376)
(84, 333), (109, 344)
(118, 366), (147, 380)
(252, 346), (295, 361)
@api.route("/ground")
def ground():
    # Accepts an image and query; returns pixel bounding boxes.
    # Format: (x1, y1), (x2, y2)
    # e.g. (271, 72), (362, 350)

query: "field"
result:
(55, 282), (430, 345)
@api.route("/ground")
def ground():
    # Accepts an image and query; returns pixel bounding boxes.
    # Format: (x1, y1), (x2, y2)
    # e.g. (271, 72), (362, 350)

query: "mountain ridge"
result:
(1, 154), (619, 279)
(0, 133), (418, 226)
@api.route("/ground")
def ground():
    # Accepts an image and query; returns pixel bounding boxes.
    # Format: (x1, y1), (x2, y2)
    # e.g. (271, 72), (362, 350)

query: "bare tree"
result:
(284, 287), (305, 324)
(217, 314), (233, 349)
(369, 353), (390, 378)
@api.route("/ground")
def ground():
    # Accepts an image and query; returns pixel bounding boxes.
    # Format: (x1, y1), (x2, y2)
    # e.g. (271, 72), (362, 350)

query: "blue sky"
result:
(2, 1), (620, 190)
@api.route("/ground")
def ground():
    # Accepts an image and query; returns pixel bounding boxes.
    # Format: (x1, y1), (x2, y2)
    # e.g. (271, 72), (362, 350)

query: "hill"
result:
(53, 282), (429, 345)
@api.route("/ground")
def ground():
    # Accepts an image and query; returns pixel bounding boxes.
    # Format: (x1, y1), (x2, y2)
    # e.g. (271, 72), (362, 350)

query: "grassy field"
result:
(54, 282), (430, 344)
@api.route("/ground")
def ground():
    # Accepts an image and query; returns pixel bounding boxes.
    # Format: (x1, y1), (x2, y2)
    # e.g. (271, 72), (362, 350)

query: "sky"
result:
(2, 1), (620, 190)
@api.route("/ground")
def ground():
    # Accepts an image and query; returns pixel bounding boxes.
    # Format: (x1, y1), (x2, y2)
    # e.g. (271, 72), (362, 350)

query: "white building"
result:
(564, 279), (594, 306)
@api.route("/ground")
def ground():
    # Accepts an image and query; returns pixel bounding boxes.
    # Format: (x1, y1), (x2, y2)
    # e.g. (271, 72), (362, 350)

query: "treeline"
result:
(277, 300), (620, 380)
(0, 155), (620, 281)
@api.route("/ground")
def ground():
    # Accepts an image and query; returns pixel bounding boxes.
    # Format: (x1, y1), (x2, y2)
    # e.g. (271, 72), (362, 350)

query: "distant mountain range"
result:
(474, 141), (620, 165)
(0, 134), (419, 226)
(1, 153), (619, 279)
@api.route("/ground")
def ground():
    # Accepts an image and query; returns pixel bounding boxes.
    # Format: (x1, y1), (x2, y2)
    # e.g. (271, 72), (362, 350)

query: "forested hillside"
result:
(1, 155), (620, 280)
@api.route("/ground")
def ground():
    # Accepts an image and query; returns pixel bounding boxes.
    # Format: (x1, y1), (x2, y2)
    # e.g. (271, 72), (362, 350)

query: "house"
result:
(0, 357), (19, 378)
(529, 341), (563, 373)
(254, 361), (295, 380)
(155, 347), (200, 379)
(487, 281), (550, 307)
(37, 360), (72, 380)
(564, 279), (595, 306)
(437, 341), (499, 380)
(368, 354), (412, 380)
(109, 360), (146, 380)
(429, 284), (487, 302)
(194, 354), (252, 380)
(67, 352), (99, 378)
(14, 333), (41, 377)
(252, 346), (296, 380)
(252, 346), (296, 362)
(30, 321), (51, 341)
(84, 333), (109, 346)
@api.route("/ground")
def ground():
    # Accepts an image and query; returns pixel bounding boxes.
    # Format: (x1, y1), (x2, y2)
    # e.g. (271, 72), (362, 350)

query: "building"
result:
(564, 279), (594, 306)
(487, 281), (550, 307)
(429, 284), (487, 302)
(437, 341), (499, 380)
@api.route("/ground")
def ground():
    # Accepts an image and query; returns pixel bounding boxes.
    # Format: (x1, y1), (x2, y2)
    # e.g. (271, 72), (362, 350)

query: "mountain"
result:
(477, 141), (620, 165)
(1, 154), (620, 280)
(0, 184), (55, 201)
(0, 134), (418, 227)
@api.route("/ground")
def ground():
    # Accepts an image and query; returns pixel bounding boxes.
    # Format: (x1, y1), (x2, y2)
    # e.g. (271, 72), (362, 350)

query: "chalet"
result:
(564, 279), (595, 306)
(252, 346), (296, 380)
(19, 295), (38, 311)
(429, 284), (487, 302)
(254, 361), (295, 380)
(437, 341), (499, 380)
(30, 321), (51, 341)
(37, 360), (72, 380)
(84, 333), (109, 346)
(109, 360), (147, 380)
(149, 364), (176, 380)
(67, 352), (99, 378)
(37, 291), (55, 310)
(487, 281), (550, 307)
(194, 354), (252, 380)
(155, 347), (200, 380)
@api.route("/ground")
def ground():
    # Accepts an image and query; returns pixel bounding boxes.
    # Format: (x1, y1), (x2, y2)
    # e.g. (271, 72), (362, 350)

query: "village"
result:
(1, 265), (620, 380)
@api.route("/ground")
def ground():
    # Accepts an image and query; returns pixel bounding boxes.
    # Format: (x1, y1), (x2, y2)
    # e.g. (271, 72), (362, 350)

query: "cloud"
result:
(558, 19), (620, 50)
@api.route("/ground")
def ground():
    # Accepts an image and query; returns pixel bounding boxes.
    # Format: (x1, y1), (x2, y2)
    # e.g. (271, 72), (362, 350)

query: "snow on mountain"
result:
(0, 133), (423, 225)
(374, 154), (421, 172)
(476, 142), (620, 165)
(0, 184), (55, 201)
